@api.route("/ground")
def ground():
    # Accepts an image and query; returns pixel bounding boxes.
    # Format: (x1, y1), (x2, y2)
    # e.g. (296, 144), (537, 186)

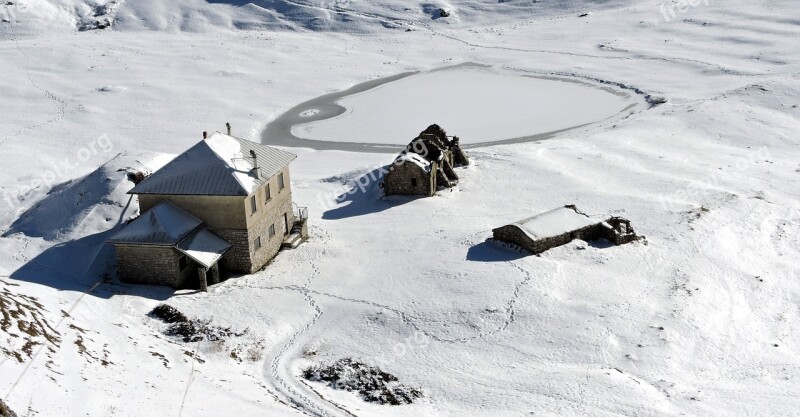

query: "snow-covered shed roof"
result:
(394, 152), (432, 172)
(130, 132), (297, 196)
(510, 206), (599, 240)
(109, 200), (202, 245)
(176, 228), (232, 268)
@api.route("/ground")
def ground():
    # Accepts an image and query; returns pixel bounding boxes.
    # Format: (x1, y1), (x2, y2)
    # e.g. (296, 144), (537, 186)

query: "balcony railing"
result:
(293, 203), (309, 221)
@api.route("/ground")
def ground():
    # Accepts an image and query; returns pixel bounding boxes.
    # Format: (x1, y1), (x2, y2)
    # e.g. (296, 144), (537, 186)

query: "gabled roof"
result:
(176, 228), (232, 268)
(109, 200), (202, 245)
(395, 152), (432, 172)
(509, 206), (599, 240)
(130, 132), (297, 196)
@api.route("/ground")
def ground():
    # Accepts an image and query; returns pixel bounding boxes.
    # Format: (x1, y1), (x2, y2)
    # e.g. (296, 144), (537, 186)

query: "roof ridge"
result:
(129, 133), (296, 196)
(151, 200), (203, 240)
(204, 133), (253, 193)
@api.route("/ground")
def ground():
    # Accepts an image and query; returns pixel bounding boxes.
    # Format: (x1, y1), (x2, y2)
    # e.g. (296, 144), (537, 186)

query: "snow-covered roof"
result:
(109, 200), (202, 245)
(130, 132), (296, 196)
(395, 152), (431, 172)
(510, 206), (599, 240)
(176, 228), (232, 268)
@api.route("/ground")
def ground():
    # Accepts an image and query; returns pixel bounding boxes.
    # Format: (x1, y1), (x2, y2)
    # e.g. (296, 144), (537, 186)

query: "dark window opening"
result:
(411, 178), (418, 187)
(179, 255), (188, 271)
(278, 173), (285, 190)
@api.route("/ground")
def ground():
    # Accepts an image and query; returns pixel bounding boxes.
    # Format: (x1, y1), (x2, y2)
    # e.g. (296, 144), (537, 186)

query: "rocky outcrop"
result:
(0, 399), (18, 417)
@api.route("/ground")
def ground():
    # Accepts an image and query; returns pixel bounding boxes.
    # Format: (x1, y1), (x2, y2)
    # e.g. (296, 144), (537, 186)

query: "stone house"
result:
(383, 124), (469, 197)
(492, 205), (638, 255)
(109, 130), (308, 289)
(108, 200), (230, 289)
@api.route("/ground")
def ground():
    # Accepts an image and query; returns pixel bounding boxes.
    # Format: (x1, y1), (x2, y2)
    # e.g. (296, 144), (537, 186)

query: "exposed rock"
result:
(303, 358), (423, 405)
(0, 399), (18, 417)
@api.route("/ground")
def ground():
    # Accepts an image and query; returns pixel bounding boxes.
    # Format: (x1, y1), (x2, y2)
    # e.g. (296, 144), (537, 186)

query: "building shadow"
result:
(321, 167), (422, 220)
(10, 230), (174, 301)
(466, 240), (530, 263)
(586, 238), (616, 249)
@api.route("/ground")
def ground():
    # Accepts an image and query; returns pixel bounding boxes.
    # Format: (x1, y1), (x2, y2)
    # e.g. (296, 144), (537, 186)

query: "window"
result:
(178, 255), (188, 271)
(254, 236), (262, 250)
(411, 178), (418, 187)
(268, 224), (276, 239)
(278, 173), (285, 191)
(265, 183), (271, 203)
(250, 195), (257, 213)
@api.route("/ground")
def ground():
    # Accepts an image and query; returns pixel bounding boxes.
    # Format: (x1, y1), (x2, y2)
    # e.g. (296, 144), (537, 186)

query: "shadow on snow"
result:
(466, 240), (529, 263)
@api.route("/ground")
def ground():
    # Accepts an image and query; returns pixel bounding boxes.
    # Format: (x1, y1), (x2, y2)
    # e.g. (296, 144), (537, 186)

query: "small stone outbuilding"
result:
(492, 205), (638, 255)
(383, 124), (469, 197)
(108, 200), (231, 289)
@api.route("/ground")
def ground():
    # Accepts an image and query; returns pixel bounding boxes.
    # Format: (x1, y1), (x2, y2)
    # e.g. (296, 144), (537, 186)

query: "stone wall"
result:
(114, 244), (198, 288)
(492, 225), (537, 252)
(213, 192), (294, 274)
(139, 194), (246, 229)
(383, 161), (436, 196)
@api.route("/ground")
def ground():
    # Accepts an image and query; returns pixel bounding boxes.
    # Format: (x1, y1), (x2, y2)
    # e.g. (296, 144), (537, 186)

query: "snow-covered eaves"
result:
(394, 152), (432, 172)
(511, 206), (599, 241)
(129, 133), (296, 196)
(176, 228), (231, 269)
(108, 200), (202, 245)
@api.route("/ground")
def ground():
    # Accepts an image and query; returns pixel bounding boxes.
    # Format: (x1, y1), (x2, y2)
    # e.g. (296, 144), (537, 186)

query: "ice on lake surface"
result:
(285, 65), (641, 148)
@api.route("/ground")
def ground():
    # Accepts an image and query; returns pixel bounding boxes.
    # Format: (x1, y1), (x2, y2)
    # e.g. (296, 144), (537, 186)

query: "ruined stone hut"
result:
(108, 130), (308, 289)
(382, 124), (469, 197)
(492, 205), (638, 255)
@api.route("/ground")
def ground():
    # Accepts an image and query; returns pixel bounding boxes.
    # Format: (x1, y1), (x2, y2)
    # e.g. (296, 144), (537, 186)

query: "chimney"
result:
(250, 150), (261, 178)
(226, 122), (231, 136)
(203, 131), (208, 140)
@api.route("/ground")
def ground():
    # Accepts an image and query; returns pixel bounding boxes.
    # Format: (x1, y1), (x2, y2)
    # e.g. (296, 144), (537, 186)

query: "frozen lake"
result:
(262, 64), (644, 152)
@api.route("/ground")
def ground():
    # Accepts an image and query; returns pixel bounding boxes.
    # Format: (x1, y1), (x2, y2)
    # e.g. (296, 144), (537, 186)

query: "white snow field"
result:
(289, 66), (640, 146)
(1, 0), (800, 416)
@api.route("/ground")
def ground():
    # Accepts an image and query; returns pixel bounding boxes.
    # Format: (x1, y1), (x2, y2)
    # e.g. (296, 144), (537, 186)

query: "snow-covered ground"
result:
(1, 0), (799, 416)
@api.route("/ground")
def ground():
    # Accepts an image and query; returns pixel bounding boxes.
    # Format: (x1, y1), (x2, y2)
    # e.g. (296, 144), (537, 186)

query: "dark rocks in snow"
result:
(303, 358), (423, 405)
(438, 8), (451, 18)
(0, 399), (17, 417)
(78, 1), (120, 31)
(149, 304), (188, 324)
(148, 304), (246, 343)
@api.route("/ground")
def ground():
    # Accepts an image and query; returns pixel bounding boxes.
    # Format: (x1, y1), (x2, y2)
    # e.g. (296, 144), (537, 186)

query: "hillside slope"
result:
(1, 0), (634, 37)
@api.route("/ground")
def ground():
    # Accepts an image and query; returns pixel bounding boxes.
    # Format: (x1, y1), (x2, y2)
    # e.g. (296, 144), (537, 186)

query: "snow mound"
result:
(4, 151), (168, 241)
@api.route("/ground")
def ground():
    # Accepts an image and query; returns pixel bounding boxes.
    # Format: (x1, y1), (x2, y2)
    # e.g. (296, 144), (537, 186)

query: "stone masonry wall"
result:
(213, 192), (294, 274)
(383, 162), (435, 196)
(114, 244), (193, 288)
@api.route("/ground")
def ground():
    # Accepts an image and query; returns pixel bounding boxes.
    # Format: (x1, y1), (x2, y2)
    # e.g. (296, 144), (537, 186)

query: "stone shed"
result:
(108, 200), (231, 289)
(492, 205), (638, 254)
(383, 124), (470, 197)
